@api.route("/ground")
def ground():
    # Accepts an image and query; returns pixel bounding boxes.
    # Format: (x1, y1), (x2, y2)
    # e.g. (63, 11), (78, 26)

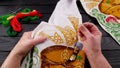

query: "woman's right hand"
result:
(79, 22), (112, 68)
(79, 22), (102, 56)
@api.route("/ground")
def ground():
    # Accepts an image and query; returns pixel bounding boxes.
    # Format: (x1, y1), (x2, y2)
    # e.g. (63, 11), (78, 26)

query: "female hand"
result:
(1, 31), (47, 68)
(79, 22), (111, 68)
(79, 22), (102, 56)
(12, 31), (47, 59)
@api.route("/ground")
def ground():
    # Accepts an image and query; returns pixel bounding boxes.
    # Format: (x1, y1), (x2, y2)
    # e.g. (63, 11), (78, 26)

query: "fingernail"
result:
(36, 36), (47, 39)
(79, 25), (84, 30)
(41, 37), (47, 40)
(80, 24), (84, 27)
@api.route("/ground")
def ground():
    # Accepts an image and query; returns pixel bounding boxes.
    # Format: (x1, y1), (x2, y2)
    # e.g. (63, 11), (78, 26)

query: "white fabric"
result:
(21, 0), (82, 68)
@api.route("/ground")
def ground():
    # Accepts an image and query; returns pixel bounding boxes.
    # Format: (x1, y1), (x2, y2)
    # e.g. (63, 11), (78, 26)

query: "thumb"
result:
(31, 36), (47, 46)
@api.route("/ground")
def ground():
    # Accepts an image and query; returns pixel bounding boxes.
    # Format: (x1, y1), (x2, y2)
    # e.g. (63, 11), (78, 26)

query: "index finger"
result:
(79, 24), (91, 38)
(83, 22), (102, 36)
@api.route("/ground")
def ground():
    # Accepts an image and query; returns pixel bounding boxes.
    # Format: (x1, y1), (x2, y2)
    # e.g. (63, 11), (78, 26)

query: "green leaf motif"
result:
(25, 63), (27, 68)
(34, 47), (39, 55)
(76, 55), (82, 60)
(29, 62), (33, 68)
(106, 0), (110, 4)
(26, 56), (30, 62)
(91, 8), (120, 44)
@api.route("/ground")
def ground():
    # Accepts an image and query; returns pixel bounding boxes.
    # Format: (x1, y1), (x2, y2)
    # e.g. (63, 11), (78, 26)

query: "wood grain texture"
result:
(0, 0), (58, 6)
(0, 51), (9, 66)
(0, 0), (120, 68)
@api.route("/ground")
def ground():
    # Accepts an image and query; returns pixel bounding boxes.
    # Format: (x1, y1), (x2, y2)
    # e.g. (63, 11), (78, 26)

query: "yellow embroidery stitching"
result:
(39, 31), (63, 44)
(68, 17), (79, 33)
(56, 26), (77, 46)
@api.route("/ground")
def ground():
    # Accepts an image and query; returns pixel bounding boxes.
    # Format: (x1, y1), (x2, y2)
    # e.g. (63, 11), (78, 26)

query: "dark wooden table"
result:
(0, 0), (120, 68)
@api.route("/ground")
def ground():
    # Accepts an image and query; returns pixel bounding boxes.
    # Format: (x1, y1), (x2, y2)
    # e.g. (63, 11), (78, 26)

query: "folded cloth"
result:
(21, 0), (84, 68)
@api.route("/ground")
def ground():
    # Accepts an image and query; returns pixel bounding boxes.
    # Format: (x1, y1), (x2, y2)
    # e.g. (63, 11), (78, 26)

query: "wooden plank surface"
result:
(0, 0), (120, 68)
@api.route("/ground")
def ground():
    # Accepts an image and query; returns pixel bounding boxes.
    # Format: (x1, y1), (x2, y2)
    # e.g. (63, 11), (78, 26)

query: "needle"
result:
(88, 19), (92, 22)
